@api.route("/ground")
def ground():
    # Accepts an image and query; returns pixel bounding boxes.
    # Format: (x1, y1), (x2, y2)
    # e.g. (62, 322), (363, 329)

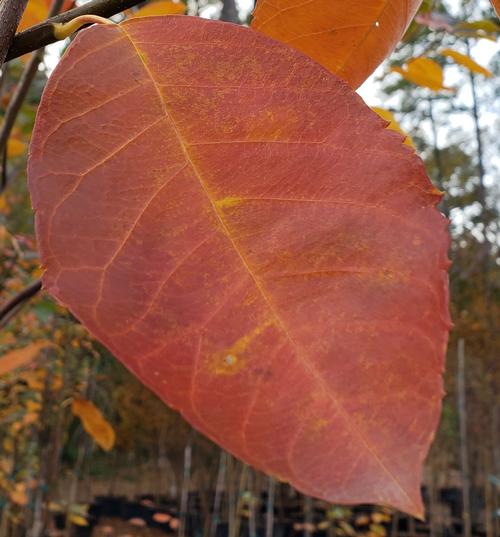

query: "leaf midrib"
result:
(118, 21), (417, 512)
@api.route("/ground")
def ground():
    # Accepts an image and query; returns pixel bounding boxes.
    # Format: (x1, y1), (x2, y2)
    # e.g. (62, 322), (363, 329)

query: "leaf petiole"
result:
(53, 14), (115, 40)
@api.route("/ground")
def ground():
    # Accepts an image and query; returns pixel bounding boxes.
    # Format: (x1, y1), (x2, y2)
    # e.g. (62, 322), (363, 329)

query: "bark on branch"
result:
(0, 0), (29, 65)
(5, 0), (145, 62)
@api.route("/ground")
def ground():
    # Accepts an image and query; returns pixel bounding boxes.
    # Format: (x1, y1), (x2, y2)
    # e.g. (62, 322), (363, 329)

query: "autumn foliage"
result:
(251, 0), (423, 89)
(1, 0), (499, 531)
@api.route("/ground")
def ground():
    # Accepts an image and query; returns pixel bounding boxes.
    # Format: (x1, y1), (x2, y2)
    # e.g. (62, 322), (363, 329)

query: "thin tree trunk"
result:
(484, 456), (494, 537)
(209, 451), (227, 537)
(179, 435), (193, 537)
(227, 456), (237, 537)
(303, 495), (313, 537)
(428, 465), (441, 537)
(265, 477), (275, 537)
(465, 41), (487, 213)
(247, 468), (257, 537)
(220, 0), (239, 23)
(427, 98), (449, 218)
(457, 339), (472, 537)
(234, 463), (249, 537)
(464, 39), (495, 338)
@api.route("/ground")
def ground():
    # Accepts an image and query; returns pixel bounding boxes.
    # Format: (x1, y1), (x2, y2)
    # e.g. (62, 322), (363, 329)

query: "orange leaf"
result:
(391, 57), (451, 91)
(18, 0), (75, 31)
(440, 48), (492, 77)
(28, 17), (450, 516)
(130, 1), (186, 17)
(72, 399), (115, 451)
(251, 0), (423, 89)
(153, 512), (171, 523)
(0, 341), (52, 376)
(491, 0), (500, 17)
(18, 0), (48, 32)
(10, 483), (28, 506)
(371, 108), (415, 148)
(18, 370), (46, 390)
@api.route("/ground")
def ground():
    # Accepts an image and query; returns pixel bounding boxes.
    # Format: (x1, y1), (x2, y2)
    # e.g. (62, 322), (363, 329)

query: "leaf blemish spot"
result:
(216, 197), (243, 209)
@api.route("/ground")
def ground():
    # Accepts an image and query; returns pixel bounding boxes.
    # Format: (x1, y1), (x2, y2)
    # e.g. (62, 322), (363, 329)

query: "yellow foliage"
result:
(52, 374), (63, 391)
(130, 1), (186, 17)
(0, 341), (52, 377)
(69, 514), (89, 526)
(10, 483), (28, 506)
(371, 108), (415, 148)
(440, 48), (492, 77)
(0, 196), (10, 215)
(26, 400), (42, 412)
(391, 57), (451, 91)
(72, 398), (115, 451)
(18, 370), (45, 390)
(22, 412), (39, 426)
(17, 0), (48, 31)
(455, 19), (499, 38)
(7, 139), (27, 158)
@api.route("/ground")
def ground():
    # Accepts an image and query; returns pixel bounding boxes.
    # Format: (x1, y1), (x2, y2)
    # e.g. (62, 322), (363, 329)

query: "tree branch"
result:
(0, 0), (64, 193)
(0, 279), (42, 328)
(0, 0), (29, 66)
(5, 0), (146, 62)
(220, 0), (240, 23)
(0, 50), (44, 191)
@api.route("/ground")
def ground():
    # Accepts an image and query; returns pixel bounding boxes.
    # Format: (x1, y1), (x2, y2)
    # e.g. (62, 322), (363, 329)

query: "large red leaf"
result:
(491, 0), (500, 17)
(28, 16), (450, 516)
(251, 0), (423, 89)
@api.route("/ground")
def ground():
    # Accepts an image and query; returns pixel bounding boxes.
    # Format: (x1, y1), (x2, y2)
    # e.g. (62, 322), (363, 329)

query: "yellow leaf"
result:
(18, 370), (45, 390)
(69, 514), (89, 527)
(371, 108), (415, 148)
(26, 400), (42, 412)
(48, 502), (64, 512)
(130, 1), (186, 17)
(10, 483), (28, 506)
(22, 412), (39, 426)
(391, 57), (451, 91)
(456, 19), (499, 33)
(440, 48), (492, 77)
(251, 0), (423, 89)
(7, 139), (27, 158)
(72, 398), (115, 451)
(17, 0), (49, 31)
(0, 341), (52, 377)
(0, 195), (10, 215)
(52, 374), (63, 391)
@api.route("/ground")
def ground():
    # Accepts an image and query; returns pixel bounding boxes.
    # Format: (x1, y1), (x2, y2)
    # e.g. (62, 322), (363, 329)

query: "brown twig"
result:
(1, 144), (7, 191)
(0, 0), (29, 66)
(6, 0), (146, 62)
(0, 0), (65, 193)
(0, 279), (42, 327)
(0, 49), (44, 192)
